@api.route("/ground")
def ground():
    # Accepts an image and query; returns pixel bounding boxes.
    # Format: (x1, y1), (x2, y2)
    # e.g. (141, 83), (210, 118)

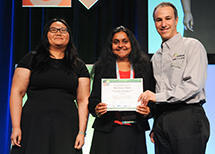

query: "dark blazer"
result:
(88, 66), (155, 132)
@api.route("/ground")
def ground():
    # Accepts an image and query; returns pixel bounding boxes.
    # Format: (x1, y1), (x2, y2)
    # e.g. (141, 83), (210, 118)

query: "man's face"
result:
(154, 6), (178, 42)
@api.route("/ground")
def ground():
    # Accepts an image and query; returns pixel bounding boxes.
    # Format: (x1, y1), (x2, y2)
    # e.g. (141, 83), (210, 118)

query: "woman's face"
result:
(112, 31), (132, 61)
(47, 21), (70, 50)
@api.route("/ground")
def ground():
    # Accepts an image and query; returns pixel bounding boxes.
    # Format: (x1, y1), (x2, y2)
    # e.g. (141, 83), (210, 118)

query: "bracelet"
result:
(79, 131), (86, 136)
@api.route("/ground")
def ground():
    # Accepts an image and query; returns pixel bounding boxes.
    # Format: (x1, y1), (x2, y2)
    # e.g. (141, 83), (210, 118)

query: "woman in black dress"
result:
(10, 18), (90, 154)
(88, 26), (154, 154)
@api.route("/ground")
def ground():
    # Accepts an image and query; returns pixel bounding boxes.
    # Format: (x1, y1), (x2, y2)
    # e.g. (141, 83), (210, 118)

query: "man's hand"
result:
(138, 90), (156, 106)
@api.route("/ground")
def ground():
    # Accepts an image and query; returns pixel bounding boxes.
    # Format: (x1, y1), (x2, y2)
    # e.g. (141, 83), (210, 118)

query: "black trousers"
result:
(154, 103), (210, 154)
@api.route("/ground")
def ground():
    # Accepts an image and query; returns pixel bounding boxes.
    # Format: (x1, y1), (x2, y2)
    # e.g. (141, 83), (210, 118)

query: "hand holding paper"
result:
(136, 104), (150, 115)
(95, 103), (107, 116)
(102, 78), (143, 111)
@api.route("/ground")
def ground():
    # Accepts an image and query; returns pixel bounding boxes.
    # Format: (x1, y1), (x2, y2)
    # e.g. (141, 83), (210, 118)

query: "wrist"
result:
(78, 131), (86, 136)
(12, 126), (21, 130)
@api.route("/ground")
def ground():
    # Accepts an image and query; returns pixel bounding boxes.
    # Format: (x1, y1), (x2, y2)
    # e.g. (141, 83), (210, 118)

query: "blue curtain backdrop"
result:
(1, 0), (214, 154)
(0, 0), (13, 153)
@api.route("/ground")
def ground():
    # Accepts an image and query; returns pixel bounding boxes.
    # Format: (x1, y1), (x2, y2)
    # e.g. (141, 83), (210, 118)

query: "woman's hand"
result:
(136, 104), (150, 115)
(150, 131), (155, 143)
(10, 68), (30, 148)
(95, 103), (107, 117)
(11, 127), (22, 147)
(74, 133), (85, 149)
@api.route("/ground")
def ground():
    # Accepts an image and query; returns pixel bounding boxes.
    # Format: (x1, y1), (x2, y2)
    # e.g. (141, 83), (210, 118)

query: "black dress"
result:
(11, 52), (90, 154)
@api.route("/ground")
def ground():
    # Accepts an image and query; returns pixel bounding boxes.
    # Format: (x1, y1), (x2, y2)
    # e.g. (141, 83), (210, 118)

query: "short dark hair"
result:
(153, 2), (178, 21)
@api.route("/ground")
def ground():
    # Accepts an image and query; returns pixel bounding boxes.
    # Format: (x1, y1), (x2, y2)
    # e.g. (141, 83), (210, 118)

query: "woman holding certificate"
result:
(88, 26), (154, 154)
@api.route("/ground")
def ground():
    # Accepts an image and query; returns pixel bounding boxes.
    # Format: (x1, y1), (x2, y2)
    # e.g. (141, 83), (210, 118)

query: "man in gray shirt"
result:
(138, 2), (210, 154)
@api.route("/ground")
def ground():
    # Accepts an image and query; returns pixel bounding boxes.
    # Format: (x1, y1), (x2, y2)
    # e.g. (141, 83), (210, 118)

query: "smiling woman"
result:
(9, 18), (90, 154)
(88, 26), (155, 154)
(47, 21), (70, 59)
(112, 31), (132, 62)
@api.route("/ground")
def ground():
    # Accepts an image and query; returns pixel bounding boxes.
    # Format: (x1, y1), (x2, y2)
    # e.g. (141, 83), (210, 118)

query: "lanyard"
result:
(116, 61), (134, 79)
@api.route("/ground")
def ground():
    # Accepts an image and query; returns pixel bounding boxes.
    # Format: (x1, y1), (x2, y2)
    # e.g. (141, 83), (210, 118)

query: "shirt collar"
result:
(161, 33), (182, 50)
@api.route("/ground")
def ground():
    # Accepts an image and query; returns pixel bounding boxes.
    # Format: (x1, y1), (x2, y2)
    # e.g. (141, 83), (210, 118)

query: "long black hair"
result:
(91, 26), (151, 78)
(31, 18), (79, 74)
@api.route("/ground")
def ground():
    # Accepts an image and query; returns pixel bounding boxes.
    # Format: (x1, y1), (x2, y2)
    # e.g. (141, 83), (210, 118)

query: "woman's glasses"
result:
(48, 27), (68, 34)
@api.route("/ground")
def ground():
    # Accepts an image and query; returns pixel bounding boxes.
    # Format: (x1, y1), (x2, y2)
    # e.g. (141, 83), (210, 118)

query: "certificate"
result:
(101, 78), (143, 111)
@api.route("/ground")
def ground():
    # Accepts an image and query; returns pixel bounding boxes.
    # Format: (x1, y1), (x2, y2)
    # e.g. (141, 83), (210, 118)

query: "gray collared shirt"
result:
(151, 33), (208, 104)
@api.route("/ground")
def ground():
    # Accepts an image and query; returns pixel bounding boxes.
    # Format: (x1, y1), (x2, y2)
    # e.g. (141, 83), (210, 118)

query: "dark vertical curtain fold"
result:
(0, 1), (13, 154)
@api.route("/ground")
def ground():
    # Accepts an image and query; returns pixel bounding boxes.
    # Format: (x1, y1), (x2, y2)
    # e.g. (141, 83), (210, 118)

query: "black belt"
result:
(158, 102), (200, 111)
(155, 100), (204, 119)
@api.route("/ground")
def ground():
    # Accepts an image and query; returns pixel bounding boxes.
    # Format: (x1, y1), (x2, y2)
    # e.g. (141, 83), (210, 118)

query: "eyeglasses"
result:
(48, 27), (68, 34)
